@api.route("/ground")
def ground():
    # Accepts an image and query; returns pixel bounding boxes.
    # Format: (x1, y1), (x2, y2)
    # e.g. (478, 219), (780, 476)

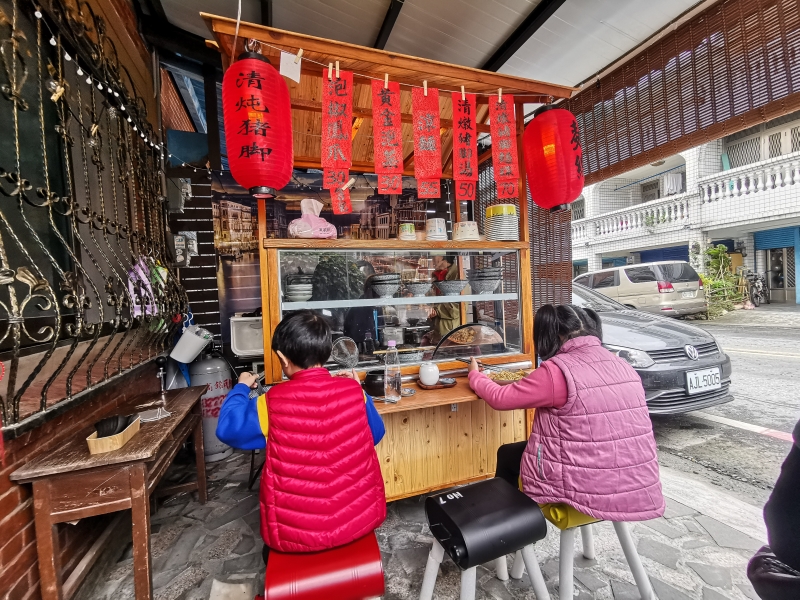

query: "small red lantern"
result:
(523, 106), (584, 212)
(222, 53), (293, 198)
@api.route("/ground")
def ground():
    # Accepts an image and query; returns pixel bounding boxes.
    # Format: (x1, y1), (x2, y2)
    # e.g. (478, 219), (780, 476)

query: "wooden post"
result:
(32, 481), (63, 600)
(192, 408), (208, 503)
(130, 464), (153, 600)
(515, 99), (530, 244)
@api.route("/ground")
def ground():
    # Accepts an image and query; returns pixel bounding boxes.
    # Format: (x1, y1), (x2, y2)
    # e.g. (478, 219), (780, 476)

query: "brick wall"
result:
(0, 363), (160, 600)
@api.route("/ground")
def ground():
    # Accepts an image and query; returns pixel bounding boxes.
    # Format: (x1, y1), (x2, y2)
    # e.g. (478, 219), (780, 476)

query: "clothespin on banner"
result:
(423, 80), (428, 96)
(498, 88), (502, 102)
(294, 49), (303, 63)
(328, 62), (333, 80)
(342, 177), (356, 190)
(335, 61), (340, 78)
(384, 74), (389, 89)
(461, 86), (465, 101)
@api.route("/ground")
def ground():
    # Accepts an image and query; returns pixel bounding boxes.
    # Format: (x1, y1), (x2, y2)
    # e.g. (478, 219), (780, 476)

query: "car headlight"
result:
(604, 344), (655, 368)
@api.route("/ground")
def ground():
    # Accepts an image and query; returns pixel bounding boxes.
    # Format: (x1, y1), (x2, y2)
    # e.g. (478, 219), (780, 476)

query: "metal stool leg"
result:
(521, 545), (550, 600)
(580, 524), (596, 560)
(510, 549), (525, 579)
(613, 522), (654, 600)
(419, 539), (445, 600)
(460, 567), (477, 600)
(559, 529), (575, 600)
(495, 556), (509, 581)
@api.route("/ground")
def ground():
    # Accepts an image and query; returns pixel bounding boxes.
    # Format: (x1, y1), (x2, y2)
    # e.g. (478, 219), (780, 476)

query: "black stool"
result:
(419, 478), (550, 600)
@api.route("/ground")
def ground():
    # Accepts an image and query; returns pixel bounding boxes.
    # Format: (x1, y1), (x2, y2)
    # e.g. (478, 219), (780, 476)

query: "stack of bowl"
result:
(404, 281), (432, 297)
(425, 218), (448, 241)
(453, 221), (480, 241)
(285, 282), (313, 302)
(485, 204), (519, 241)
(466, 267), (502, 294)
(434, 280), (468, 296)
(371, 273), (401, 298)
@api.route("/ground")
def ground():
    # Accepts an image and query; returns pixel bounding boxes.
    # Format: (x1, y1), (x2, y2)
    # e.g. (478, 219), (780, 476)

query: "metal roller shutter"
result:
(754, 227), (798, 249)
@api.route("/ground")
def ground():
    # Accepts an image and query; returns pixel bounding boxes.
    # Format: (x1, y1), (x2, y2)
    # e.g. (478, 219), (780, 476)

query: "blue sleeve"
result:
(216, 383), (266, 450)
(364, 393), (385, 446)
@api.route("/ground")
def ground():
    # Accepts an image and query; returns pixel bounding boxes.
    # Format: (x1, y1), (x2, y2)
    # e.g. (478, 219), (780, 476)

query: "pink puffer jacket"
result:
(520, 336), (665, 522)
(260, 368), (386, 552)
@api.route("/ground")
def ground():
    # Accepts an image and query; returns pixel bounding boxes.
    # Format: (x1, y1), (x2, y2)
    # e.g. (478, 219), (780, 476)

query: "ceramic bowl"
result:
(469, 279), (501, 294)
(435, 280), (467, 296)
(372, 282), (400, 298)
(404, 281), (432, 297)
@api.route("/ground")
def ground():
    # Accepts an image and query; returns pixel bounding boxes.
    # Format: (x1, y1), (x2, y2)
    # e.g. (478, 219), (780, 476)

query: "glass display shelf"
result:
(281, 292), (520, 310)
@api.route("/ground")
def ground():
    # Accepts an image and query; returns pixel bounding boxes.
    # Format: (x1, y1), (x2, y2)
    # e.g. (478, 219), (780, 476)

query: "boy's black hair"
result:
(272, 310), (332, 369)
(533, 304), (602, 361)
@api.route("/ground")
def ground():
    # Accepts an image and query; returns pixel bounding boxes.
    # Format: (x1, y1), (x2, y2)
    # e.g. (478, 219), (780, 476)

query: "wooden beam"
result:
(293, 155), (416, 177)
(477, 147), (493, 166)
(481, 0), (569, 72)
(351, 117), (364, 140)
(374, 0), (404, 50)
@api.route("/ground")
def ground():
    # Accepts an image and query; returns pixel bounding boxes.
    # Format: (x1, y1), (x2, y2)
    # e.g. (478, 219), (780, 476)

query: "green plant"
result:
(700, 244), (745, 318)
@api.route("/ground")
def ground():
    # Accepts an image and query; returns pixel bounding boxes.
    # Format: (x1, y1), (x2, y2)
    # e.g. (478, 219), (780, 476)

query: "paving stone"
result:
(663, 499), (698, 519)
(206, 494), (260, 531)
(394, 546), (431, 575)
(204, 529), (243, 560)
(736, 583), (761, 600)
(695, 516), (763, 552)
(222, 552), (263, 574)
(185, 506), (213, 521)
(650, 578), (694, 600)
(152, 567), (184, 590)
(703, 588), (732, 600)
(683, 538), (715, 549)
(610, 579), (640, 600)
(687, 562), (732, 588)
(637, 537), (682, 569)
(574, 569), (607, 592)
(208, 579), (253, 600)
(242, 509), (262, 537)
(541, 558), (560, 581)
(395, 497), (427, 524)
(479, 577), (514, 600)
(162, 528), (204, 570)
(684, 520), (704, 534)
(573, 554), (598, 567)
(233, 535), (255, 555)
(641, 518), (685, 539)
(153, 566), (207, 600)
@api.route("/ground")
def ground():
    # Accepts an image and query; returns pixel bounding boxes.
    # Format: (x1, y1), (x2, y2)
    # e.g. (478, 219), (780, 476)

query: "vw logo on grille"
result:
(685, 345), (699, 360)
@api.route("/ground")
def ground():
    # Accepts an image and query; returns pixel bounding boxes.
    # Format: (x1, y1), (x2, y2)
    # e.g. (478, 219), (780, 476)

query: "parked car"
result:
(572, 283), (732, 414)
(573, 261), (707, 318)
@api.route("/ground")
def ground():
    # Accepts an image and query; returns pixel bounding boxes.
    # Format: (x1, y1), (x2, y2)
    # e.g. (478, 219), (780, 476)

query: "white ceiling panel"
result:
(384, 0), (541, 68)
(161, 0), (261, 39)
(500, 0), (700, 86)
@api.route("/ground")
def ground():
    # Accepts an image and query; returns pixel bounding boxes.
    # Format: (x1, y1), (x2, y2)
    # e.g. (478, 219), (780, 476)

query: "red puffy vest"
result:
(259, 368), (386, 552)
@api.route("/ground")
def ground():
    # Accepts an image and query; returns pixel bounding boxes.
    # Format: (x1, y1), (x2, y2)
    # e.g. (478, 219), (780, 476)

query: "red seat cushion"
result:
(265, 533), (384, 600)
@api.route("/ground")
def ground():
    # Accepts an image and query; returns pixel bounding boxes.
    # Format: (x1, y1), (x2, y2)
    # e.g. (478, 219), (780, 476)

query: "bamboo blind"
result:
(565, 0), (800, 185)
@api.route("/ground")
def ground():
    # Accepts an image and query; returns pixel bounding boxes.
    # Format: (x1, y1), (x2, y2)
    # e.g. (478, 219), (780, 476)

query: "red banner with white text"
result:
(489, 95), (520, 198)
(412, 87), (441, 198)
(451, 92), (478, 200)
(321, 69), (353, 169)
(371, 80), (404, 194)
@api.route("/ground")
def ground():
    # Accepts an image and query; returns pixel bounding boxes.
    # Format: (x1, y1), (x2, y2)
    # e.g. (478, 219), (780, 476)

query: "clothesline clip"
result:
(423, 80), (428, 96)
(328, 62), (333, 80)
(461, 86), (465, 101)
(294, 48), (303, 64)
(342, 178), (356, 190)
(335, 61), (340, 78)
(384, 73), (389, 89)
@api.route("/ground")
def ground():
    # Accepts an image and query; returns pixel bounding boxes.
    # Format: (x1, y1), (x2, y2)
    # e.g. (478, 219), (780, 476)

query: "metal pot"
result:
(363, 369), (385, 397)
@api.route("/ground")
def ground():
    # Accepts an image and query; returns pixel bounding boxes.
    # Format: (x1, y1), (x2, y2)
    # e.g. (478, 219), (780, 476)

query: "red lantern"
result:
(523, 106), (584, 211)
(222, 53), (293, 198)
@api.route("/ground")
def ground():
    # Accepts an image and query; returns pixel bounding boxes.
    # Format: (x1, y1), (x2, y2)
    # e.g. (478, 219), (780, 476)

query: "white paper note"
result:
(279, 51), (302, 83)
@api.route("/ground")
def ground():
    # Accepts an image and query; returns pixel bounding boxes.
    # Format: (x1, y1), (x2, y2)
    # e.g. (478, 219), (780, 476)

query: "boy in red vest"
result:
(217, 310), (386, 562)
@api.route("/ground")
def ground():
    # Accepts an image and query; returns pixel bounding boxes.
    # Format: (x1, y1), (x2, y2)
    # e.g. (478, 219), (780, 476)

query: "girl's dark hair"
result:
(272, 310), (332, 369)
(534, 304), (603, 361)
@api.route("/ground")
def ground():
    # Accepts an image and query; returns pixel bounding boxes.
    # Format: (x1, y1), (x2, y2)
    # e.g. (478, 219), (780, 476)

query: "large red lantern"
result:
(222, 53), (293, 198)
(523, 106), (584, 212)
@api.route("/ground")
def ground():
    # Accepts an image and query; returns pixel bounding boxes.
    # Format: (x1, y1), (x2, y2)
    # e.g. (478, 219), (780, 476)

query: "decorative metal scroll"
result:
(0, 0), (186, 428)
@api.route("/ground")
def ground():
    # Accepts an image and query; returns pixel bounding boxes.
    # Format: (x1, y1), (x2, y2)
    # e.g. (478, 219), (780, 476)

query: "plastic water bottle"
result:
(384, 340), (402, 402)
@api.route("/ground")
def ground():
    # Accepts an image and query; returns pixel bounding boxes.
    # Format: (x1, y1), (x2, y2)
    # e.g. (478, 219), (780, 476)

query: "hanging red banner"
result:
(321, 69), (353, 169)
(417, 179), (440, 198)
(489, 95), (520, 197)
(378, 174), (403, 195)
(330, 186), (353, 214)
(412, 87), (441, 197)
(323, 168), (348, 190)
(451, 92), (478, 200)
(371, 80), (403, 171)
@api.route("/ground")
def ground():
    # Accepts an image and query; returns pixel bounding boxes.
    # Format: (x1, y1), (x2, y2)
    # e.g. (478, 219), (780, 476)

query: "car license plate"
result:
(681, 291), (695, 298)
(686, 367), (721, 395)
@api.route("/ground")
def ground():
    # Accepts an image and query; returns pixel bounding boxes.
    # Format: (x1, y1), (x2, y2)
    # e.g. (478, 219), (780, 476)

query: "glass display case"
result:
(276, 248), (522, 369)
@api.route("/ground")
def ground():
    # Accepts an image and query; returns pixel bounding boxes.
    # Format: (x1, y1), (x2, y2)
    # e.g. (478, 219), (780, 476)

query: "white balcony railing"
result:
(698, 151), (800, 203)
(571, 192), (693, 242)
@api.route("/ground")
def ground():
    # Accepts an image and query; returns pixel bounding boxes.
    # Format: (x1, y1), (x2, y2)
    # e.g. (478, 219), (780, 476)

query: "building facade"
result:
(572, 112), (800, 304)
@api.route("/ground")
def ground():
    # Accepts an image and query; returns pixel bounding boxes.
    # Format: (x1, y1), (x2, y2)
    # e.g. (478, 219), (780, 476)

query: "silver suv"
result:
(574, 261), (707, 318)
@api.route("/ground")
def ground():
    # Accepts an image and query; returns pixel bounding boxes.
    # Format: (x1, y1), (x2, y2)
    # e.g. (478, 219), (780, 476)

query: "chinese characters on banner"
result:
(489, 95), (520, 199)
(451, 92), (478, 201)
(412, 87), (442, 198)
(321, 68), (354, 212)
(330, 186), (353, 214)
(371, 80), (403, 194)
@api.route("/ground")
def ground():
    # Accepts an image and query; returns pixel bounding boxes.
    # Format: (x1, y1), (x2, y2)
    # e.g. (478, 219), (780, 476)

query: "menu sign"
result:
(330, 186), (352, 215)
(489, 95), (520, 199)
(371, 80), (404, 194)
(451, 92), (478, 201)
(412, 86), (442, 198)
(322, 69), (353, 189)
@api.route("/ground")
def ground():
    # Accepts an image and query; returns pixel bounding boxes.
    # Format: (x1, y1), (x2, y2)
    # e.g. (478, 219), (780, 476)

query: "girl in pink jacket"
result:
(469, 304), (665, 522)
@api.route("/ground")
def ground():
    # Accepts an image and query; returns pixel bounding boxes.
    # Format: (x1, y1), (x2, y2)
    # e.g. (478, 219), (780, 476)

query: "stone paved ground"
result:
(78, 450), (766, 600)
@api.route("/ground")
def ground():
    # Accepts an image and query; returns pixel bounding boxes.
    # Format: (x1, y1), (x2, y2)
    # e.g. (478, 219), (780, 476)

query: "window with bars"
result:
(641, 180), (660, 202)
(768, 132), (783, 158)
(571, 197), (585, 220)
(792, 127), (800, 153)
(788, 247), (796, 289)
(727, 138), (761, 168)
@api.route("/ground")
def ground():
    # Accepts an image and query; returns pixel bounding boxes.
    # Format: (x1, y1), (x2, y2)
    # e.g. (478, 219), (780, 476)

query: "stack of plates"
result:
(285, 283), (313, 302)
(485, 204), (519, 241)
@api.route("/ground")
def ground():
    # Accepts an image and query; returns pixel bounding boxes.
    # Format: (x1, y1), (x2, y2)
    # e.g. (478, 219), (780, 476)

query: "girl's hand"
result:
(238, 371), (258, 389)
(469, 357), (482, 373)
(337, 368), (360, 381)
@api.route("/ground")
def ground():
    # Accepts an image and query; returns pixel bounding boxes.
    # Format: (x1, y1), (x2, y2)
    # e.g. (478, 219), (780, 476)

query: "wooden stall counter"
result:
(373, 376), (527, 501)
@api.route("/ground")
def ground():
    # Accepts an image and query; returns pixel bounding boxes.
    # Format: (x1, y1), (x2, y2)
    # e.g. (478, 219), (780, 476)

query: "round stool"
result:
(419, 478), (551, 600)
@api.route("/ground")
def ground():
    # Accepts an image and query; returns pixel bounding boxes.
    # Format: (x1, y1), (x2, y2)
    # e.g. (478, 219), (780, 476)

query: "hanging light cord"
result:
(232, 0), (242, 62)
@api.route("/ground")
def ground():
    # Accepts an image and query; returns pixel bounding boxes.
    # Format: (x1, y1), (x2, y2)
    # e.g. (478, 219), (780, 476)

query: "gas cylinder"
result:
(189, 354), (234, 462)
